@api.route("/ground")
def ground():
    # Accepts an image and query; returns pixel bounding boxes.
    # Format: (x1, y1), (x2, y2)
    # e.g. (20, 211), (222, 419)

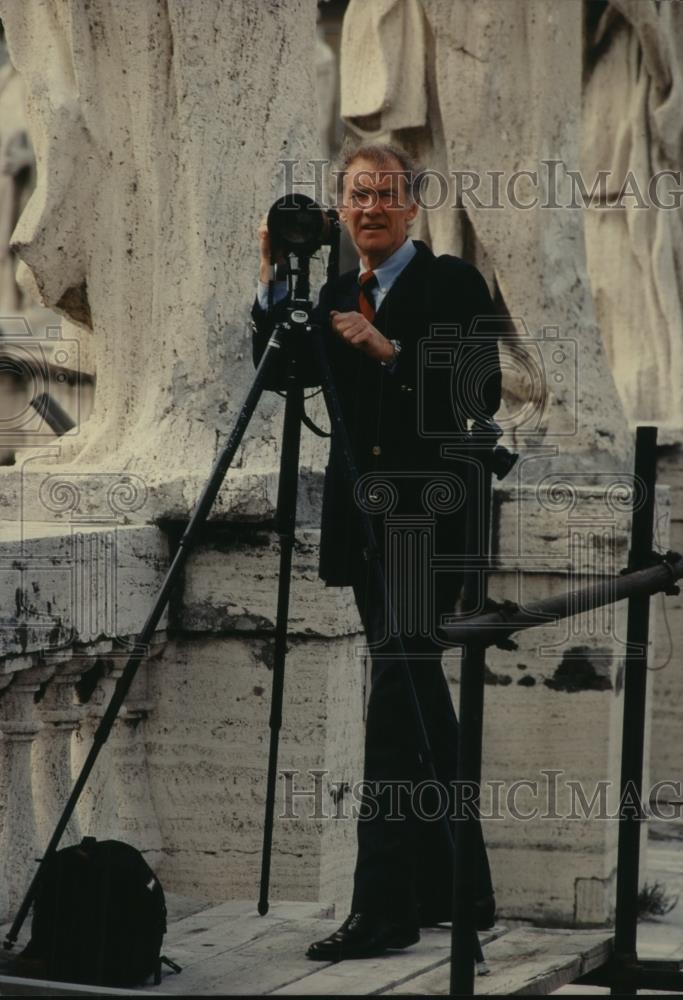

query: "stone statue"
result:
(0, 55), (34, 313)
(583, 0), (683, 429)
(340, 0), (633, 475)
(316, 22), (336, 160)
(0, 0), (321, 510)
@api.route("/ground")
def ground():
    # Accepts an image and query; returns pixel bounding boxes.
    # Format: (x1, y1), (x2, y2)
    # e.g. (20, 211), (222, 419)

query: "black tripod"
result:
(5, 232), (488, 974)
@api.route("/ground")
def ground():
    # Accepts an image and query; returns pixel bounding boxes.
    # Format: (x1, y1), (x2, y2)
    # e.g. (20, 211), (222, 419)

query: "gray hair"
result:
(334, 142), (425, 203)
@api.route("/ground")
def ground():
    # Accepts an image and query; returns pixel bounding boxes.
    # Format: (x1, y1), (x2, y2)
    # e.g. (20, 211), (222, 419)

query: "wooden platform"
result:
(0, 900), (613, 996)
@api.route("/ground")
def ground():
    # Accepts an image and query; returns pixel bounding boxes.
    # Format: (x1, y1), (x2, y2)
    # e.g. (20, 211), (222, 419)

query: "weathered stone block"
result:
(178, 527), (361, 638)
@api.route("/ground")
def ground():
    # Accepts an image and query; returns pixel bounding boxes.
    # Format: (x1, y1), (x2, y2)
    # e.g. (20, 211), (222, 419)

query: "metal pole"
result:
(451, 453), (492, 995)
(441, 555), (682, 649)
(611, 426), (658, 996)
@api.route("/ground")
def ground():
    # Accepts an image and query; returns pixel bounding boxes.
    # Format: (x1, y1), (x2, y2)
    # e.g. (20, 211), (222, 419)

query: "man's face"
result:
(340, 156), (418, 267)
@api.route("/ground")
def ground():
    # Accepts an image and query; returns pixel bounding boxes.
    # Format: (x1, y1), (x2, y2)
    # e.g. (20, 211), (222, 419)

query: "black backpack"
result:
(20, 837), (169, 988)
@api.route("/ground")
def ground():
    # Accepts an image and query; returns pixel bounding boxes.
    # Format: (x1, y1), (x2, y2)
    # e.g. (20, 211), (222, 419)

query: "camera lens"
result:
(267, 194), (329, 257)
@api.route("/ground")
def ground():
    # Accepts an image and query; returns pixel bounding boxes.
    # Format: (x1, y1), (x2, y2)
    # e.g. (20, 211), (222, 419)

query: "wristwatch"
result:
(381, 339), (402, 370)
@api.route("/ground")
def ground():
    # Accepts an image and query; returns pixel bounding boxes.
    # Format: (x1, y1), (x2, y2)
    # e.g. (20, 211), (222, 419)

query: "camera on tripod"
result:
(256, 194), (340, 391)
(267, 193), (338, 260)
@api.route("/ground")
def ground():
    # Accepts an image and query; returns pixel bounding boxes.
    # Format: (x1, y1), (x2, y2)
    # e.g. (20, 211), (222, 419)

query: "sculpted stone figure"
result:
(583, 0), (683, 428)
(0, 54), (34, 313)
(316, 22), (336, 160)
(583, 1), (683, 809)
(0, 0), (320, 509)
(340, 0), (632, 474)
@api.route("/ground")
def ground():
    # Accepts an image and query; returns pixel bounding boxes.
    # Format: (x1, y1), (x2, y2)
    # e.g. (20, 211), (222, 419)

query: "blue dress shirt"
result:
(256, 237), (418, 313)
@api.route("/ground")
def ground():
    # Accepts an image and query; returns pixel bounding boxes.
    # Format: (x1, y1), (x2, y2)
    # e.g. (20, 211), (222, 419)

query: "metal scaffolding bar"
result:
(442, 553), (682, 649)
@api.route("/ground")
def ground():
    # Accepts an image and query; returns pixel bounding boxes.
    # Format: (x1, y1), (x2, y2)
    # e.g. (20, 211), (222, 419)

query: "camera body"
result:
(254, 194), (340, 392)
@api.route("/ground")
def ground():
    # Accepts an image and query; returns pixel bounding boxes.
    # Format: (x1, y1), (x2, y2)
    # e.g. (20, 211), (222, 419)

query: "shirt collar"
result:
(358, 238), (417, 294)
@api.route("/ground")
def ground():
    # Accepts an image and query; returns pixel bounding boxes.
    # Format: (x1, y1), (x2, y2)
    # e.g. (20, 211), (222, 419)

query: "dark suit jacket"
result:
(252, 239), (502, 586)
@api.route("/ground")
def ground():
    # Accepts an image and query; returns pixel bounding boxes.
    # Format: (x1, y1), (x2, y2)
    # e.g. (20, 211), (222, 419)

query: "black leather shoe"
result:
(418, 894), (496, 931)
(306, 912), (420, 961)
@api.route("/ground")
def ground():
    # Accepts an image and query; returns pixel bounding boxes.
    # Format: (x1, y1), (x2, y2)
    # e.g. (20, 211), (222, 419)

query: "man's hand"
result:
(330, 310), (396, 363)
(258, 214), (288, 284)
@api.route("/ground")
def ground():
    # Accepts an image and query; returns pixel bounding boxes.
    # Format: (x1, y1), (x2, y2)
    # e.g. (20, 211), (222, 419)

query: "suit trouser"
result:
(348, 554), (494, 923)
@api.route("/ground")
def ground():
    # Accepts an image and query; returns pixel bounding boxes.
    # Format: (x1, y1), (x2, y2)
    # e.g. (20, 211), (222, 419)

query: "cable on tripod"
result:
(300, 410), (331, 438)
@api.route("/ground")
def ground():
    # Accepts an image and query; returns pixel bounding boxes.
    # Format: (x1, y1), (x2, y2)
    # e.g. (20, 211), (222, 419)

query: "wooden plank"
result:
(0, 973), (166, 996)
(0, 900), (336, 998)
(272, 926), (504, 996)
(164, 912), (297, 971)
(165, 898), (331, 928)
(160, 916), (502, 996)
(165, 899), (333, 936)
(159, 917), (341, 995)
(162, 901), (335, 973)
(0, 904), (612, 997)
(385, 927), (612, 996)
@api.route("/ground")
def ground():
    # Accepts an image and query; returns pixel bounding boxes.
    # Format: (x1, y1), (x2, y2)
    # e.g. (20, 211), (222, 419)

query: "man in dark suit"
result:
(252, 144), (502, 961)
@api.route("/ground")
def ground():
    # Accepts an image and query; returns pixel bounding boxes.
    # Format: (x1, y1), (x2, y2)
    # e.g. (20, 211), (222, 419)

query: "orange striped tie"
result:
(358, 270), (378, 322)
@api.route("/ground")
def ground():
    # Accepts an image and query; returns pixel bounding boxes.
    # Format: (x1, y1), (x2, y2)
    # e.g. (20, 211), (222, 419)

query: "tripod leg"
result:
(258, 383), (304, 915)
(3, 331), (288, 951)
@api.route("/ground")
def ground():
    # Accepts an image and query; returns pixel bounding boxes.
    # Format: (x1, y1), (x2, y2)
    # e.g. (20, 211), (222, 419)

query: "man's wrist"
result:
(259, 259), (288, 283)
(380, 338), (401, 368)
(256, 278), (288, 311)
(378, 338), (394, 362)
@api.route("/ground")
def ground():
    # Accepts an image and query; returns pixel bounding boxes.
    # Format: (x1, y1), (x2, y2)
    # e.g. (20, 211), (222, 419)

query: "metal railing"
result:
(444, 425), (683, 995)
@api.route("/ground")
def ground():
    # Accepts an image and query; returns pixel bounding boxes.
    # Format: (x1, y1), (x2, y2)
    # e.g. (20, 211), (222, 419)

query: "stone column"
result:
(105, 653), (164, 865)
(0, 666), (52, 916)
(32, 661), (84, 852)
(0, 672), (14, 919)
